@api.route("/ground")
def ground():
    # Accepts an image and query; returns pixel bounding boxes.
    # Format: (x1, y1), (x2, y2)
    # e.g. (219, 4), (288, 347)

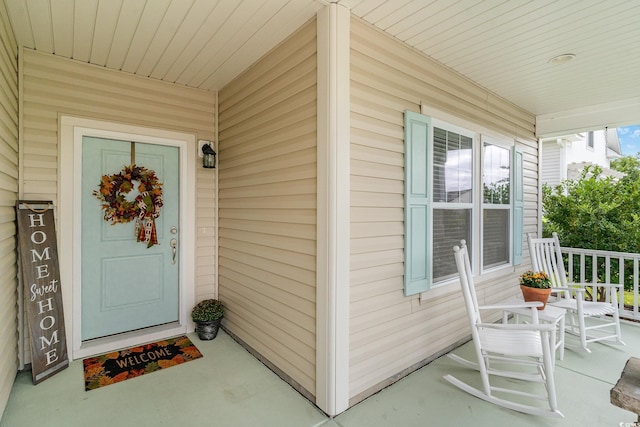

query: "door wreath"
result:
(93, 164), (163, 247)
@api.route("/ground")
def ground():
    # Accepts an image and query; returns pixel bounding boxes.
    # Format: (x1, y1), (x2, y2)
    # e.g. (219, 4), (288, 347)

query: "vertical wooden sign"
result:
(16, 200), (69, 384)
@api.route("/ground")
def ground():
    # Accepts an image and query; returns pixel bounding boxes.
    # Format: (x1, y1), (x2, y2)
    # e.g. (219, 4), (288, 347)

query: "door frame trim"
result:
(59, 116), (196, 360)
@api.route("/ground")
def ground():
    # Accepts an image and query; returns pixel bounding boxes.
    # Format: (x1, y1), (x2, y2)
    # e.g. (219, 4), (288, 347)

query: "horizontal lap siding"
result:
(20, 49), (216, 363)
(0, 2), (18, 417)
(349, 18), (538, 400)
(217, 20), (317, 398)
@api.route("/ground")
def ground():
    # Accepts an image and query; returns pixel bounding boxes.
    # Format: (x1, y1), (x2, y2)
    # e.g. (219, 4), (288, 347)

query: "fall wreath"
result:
(93, 164), (163, 247)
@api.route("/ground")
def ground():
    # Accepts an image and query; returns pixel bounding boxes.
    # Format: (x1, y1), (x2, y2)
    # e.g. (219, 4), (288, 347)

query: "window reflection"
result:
(483, 144), (510, 204)
(434, 127), (473, 203)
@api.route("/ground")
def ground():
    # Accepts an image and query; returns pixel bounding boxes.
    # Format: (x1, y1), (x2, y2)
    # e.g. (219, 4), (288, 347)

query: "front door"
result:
(81, 136), (180, 341)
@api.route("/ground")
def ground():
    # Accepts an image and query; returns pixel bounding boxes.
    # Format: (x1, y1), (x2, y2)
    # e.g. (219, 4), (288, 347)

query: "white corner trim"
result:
(58, 115), (196, 360)
(214, 91), (220, 299)
(316, 3), (350, 417)
(17, 47), (26, 369)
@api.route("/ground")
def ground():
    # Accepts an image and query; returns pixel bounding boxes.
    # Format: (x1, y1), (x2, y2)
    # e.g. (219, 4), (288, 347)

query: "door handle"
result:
(170, 238), (177, 264)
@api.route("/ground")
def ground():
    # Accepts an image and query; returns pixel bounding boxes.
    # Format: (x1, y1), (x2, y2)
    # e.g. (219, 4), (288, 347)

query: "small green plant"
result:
(191, 299), (224, 323)
(519, 270), (551, 289)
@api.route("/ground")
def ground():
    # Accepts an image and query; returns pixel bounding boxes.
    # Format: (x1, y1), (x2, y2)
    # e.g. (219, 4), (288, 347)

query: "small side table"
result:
(502, 300), (566, 366)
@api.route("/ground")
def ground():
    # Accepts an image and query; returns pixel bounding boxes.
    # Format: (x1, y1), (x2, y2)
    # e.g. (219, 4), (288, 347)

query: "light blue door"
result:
(81, 136), (180, 341)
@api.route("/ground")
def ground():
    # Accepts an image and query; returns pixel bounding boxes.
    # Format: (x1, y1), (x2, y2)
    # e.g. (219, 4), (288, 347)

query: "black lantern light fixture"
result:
(201, 142), (216, 169)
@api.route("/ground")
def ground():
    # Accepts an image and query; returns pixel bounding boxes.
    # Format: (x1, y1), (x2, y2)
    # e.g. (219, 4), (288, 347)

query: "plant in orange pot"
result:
(519, 270), (552, 310)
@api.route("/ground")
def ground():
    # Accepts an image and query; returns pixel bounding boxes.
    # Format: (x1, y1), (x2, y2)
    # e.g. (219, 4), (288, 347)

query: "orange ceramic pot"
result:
(520, 285), (551, 310)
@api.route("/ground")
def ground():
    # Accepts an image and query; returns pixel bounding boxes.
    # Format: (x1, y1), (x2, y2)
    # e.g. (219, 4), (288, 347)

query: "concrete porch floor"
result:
(2, 322), (639, 427)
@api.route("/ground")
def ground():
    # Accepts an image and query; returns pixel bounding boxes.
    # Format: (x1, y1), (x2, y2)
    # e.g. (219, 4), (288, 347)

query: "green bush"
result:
(191, 299), (224, 322)
(543, 158), (640, 293)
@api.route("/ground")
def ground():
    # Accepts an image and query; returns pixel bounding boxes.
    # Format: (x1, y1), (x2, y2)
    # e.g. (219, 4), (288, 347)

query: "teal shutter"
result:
(512, 147), (524, 265)
(404, 111), (431, 295)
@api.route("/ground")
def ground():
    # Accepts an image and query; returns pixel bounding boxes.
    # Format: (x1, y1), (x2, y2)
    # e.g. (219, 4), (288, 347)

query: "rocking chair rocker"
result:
(444, 241), (563, 418)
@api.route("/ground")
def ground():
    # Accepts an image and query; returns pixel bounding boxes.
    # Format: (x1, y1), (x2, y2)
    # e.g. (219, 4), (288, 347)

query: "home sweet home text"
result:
(16, 201), (69, 384)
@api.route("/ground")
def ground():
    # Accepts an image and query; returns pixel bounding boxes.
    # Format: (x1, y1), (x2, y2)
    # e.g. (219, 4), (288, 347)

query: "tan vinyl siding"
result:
(0, 1), (18, 416)
(349, 17), (538, 401)
(218, 19), (317, 398)
(20, 49), (216, 361)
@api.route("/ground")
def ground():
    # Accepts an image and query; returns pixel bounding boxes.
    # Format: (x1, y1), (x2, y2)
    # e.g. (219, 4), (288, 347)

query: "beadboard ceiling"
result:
(4, 0), (640, 131)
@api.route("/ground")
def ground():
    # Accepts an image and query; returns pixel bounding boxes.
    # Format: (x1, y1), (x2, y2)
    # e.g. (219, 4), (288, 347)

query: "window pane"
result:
(433, 208), (471, 282)
(483, 209), (509, 268)
(433, 127), (473, 203)
(433, 128), (447, 202)
(483, 144), (510, 204)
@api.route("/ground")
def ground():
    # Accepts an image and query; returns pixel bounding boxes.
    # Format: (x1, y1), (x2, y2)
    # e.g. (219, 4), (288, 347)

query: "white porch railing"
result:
(560, 246), (640, 321)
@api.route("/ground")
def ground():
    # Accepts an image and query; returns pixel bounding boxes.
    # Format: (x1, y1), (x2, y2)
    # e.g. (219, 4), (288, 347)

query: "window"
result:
(587, 131), (594, 149)
(403, 111), (523, 295)
(432, 124), (474, 283)
(482, 142), (511, 269)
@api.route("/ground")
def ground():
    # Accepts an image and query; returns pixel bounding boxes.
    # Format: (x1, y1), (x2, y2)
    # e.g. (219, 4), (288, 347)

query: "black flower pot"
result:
(195, 318), (222, 340)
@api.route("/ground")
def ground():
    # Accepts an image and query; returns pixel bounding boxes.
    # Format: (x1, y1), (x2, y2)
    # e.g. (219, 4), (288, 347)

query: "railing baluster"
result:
(618, 256), (624, 312)
(605, 256), (608, 303)
(635, 258), (639, 318)
(592, 253), (597, 301)
(567, 251), (574, 282)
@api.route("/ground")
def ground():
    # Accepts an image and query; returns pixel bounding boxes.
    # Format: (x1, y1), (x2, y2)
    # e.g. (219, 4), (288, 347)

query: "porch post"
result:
(316, 2), (350, 417)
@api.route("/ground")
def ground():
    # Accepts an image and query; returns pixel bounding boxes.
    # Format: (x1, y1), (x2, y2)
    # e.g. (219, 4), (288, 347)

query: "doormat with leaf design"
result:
(83, 335), (203, 391)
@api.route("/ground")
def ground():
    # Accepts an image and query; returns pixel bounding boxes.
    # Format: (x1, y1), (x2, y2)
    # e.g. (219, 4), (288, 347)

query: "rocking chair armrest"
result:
(571, 282), (624, 289)
(551, 286), (586, 294)
(479, 302), (542, 311)
(477, 322), (555, 332)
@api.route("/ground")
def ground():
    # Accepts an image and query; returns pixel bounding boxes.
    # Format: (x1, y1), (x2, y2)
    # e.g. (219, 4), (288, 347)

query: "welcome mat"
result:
(83, 335), (203, 391)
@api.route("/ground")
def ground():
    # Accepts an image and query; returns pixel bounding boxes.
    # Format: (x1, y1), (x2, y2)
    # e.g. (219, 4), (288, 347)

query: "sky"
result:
(618, 125), (640, 155)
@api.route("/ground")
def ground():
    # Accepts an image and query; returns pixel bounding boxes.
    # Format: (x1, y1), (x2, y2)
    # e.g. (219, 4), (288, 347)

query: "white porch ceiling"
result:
(4, 0), (640, 133)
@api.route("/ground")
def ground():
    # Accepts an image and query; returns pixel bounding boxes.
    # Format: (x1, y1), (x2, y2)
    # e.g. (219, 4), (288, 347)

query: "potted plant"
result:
(519, 270), (552, 310)
(191, 299), (224, 340)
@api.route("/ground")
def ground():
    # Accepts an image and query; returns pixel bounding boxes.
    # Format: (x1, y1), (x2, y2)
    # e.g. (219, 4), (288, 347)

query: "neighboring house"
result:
(540, 128), (623, 187)
(0, 3), (588, 419)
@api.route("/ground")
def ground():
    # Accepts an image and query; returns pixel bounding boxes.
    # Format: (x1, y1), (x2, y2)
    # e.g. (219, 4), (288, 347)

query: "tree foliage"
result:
(611, 154), (640, 181)
(543, 161), (640, 252)
(543, 158), (640, 293)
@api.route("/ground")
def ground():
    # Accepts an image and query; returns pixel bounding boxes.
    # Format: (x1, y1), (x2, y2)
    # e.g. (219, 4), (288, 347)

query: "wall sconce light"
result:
(201, 142), (216, 169)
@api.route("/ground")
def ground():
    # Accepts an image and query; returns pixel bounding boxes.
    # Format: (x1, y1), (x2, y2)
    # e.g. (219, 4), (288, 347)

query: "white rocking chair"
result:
(444, 241), (563, 418)
(528, 232), (625, 353)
